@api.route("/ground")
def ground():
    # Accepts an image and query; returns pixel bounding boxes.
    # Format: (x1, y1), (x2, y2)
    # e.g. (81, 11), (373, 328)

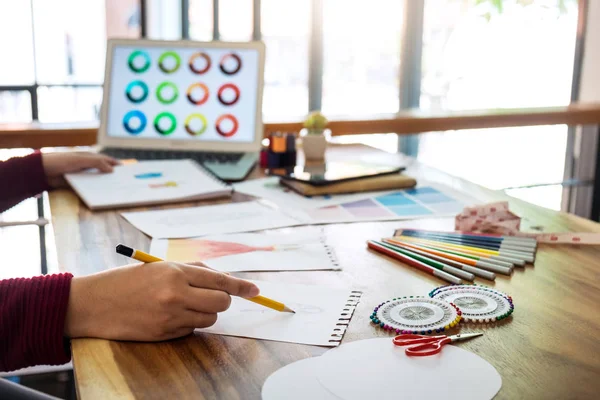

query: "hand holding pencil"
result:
(116, 244), (295, 314)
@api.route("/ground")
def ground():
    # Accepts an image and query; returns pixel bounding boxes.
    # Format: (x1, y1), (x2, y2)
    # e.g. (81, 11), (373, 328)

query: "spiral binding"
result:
(328, 291), (363, 345)
(192, 160), (233, 192)
(321, 235), (341, 270)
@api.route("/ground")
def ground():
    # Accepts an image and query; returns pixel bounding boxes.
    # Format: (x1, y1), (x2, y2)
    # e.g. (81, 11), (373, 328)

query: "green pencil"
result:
(373, 240), (474, 281)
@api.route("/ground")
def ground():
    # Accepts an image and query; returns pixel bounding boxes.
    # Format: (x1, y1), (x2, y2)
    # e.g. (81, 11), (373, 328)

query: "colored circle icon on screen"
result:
(125, 80), (149, 103)
(156, 81), (179, 105)
(158, 51), (181, 73)
(128, 50), (151, 73)
(123, 110), (147, 135)
(217, 83), (240, 106)
(215, 114), (239, 137)
(189, 52), (211, 74)
(154, 112), (177, 135)
(219, 53), (242, 75)
(184, 113), (208, 136)
(186, 82), (210, 105)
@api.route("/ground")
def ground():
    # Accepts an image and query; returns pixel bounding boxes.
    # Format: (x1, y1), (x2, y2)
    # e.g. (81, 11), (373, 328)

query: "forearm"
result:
(0, 151), (51, 213)
(0, 273), (73, 372)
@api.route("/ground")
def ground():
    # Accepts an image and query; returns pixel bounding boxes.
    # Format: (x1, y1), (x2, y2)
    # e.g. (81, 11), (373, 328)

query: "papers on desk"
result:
(150, 228), (341, 272)
(65, 160), (231, 210)
(233, 177), (397, 210)
(262, 338), (502, 400)
(197, 280), (361, 346)
(122, 201), (301, 239)
(121, 183), (478, 239)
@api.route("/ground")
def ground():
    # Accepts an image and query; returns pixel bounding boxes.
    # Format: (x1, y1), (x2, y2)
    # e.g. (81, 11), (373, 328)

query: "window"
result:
(261, 0), (310, 119)
(322, 0), (403, 116)
(417, 0), (579, 210)
(0, 0), (140, 123)
(189, 0), (213, 41)
(219, 0), (253, 41)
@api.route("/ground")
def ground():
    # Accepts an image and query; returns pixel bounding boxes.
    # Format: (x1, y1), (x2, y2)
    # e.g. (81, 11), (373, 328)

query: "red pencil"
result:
(367, 240), (462, 285)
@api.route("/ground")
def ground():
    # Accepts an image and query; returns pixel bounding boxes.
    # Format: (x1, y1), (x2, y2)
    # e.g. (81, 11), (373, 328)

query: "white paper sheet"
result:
(121, 201), (301, 238)
(150, 228), (340, 272)
(316, 338), (502, 400)
(262, 358), (341, 400)
(198, 280), (361, 346)
(65, 160), (229, 209)
(234, 177), (395, 210)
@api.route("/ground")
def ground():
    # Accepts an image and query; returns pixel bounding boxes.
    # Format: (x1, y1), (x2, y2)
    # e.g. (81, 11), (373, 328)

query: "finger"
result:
(106, 156), (120, 165)
(180, 264), (260, 298)
(182, 261), (229, 274)
(95, 160), (114, 173)
(183, 261), (209, 268)
(181, 310), (218, 329)
(184, 287), (231, 313)
(101, 154), (121, 166)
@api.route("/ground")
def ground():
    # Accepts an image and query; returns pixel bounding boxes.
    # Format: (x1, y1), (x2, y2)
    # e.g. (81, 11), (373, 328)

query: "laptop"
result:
(98, 39), (266, 182)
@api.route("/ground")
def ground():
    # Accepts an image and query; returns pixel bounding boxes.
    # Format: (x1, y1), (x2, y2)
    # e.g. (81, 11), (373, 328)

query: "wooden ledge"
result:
(2, 103), (600, 149)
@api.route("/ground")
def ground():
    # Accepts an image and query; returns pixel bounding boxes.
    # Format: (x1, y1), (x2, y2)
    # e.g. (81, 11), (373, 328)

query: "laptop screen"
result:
(105, 44), (260, 143)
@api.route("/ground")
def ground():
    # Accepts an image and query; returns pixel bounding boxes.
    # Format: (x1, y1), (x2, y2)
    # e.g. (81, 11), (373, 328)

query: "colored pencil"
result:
(398, 230), (535, 253)
(382, 239), (496, 281)
(388, 237), (519, 269)
(396, 229), (537, 248)
(395, 231), (536, 256)
(115, 244), (295, 313)
(390, 236), (521, 267)
(393, 235), (530, 265)
(375, 240), (474, 281)
(367, 240), (462, 285)
(382, 239), (513, 275)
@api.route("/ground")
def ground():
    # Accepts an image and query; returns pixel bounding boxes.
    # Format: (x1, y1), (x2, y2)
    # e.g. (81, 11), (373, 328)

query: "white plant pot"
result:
(302, 134), (327, 161)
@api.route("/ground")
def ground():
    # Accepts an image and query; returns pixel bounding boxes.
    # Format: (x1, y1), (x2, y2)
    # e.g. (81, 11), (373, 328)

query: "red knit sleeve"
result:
(0, 151), (51, 213)
(0, 273), (73, 372)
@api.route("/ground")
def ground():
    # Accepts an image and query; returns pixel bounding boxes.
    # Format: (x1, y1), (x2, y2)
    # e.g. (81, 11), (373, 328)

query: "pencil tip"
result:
(283, 306), (296, 314)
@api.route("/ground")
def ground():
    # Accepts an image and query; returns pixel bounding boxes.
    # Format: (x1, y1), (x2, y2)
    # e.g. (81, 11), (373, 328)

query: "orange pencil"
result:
(382, 239), (512, 275)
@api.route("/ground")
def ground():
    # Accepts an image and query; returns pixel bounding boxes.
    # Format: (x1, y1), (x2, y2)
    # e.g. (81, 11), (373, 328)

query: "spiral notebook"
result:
(65, 159), (231, 210)
(197, 280), (362, 346)
(149, 228), (341, 272)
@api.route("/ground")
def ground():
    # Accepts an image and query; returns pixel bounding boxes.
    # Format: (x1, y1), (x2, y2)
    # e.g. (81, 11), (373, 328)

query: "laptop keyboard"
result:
(101, 148), (244, 164)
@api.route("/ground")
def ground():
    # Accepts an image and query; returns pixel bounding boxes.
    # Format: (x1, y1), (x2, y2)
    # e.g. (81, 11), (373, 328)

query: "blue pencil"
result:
(396, 229), (537, 247)
(395, 229), (536, 253)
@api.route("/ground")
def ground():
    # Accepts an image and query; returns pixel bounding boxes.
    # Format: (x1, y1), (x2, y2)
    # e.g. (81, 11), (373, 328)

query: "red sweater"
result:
(0, 152), (73, 372)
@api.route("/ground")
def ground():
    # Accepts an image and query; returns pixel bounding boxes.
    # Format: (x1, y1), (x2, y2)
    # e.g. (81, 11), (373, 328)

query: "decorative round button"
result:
(219, 53), (242, 75)
(189, 52), (211, 74)
(122, 110), (147, 135)
(156, 81), (179, 105)
(125, 80), (149, 104)
(215, 114), (239, 138)
(217, 83), (240, 106)
(184, 113), (208, 136)
(154, 112), (177, 136)
(186, 82), (210, 105)
(158, 51), (181, 73)
(128, 50), (151, 73)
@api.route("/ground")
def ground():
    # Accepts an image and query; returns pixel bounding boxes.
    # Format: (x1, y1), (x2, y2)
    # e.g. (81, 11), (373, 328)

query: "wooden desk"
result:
(49, 145), (600, 399)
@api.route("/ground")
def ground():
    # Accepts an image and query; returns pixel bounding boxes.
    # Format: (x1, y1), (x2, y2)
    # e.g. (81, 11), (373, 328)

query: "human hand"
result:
(42, 152), (120, 188)
(64, 261), (260, 341)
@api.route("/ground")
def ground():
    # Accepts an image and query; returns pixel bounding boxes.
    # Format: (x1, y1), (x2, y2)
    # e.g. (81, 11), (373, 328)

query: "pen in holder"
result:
(261, 132), (297, 170)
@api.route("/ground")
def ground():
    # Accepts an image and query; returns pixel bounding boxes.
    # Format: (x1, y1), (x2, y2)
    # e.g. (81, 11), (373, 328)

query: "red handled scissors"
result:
(393, 332), (483, 356)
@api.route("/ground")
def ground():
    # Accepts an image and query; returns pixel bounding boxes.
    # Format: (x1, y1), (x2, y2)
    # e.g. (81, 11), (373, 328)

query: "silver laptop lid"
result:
(99, 39), (265, 153)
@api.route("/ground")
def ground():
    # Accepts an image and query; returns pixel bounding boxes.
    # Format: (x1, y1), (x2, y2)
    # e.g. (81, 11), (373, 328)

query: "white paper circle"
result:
(262, 357), (340, 400)
(316, 338), (502, 400)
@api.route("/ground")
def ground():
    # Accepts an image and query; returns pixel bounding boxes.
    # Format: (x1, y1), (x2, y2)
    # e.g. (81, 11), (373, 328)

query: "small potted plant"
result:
(302, 111), (328, 161)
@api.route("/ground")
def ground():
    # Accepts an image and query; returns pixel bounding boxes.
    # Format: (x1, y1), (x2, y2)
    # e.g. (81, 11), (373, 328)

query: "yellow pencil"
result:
(392, 236), (529, 265)
(116, 244), (295, 313)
